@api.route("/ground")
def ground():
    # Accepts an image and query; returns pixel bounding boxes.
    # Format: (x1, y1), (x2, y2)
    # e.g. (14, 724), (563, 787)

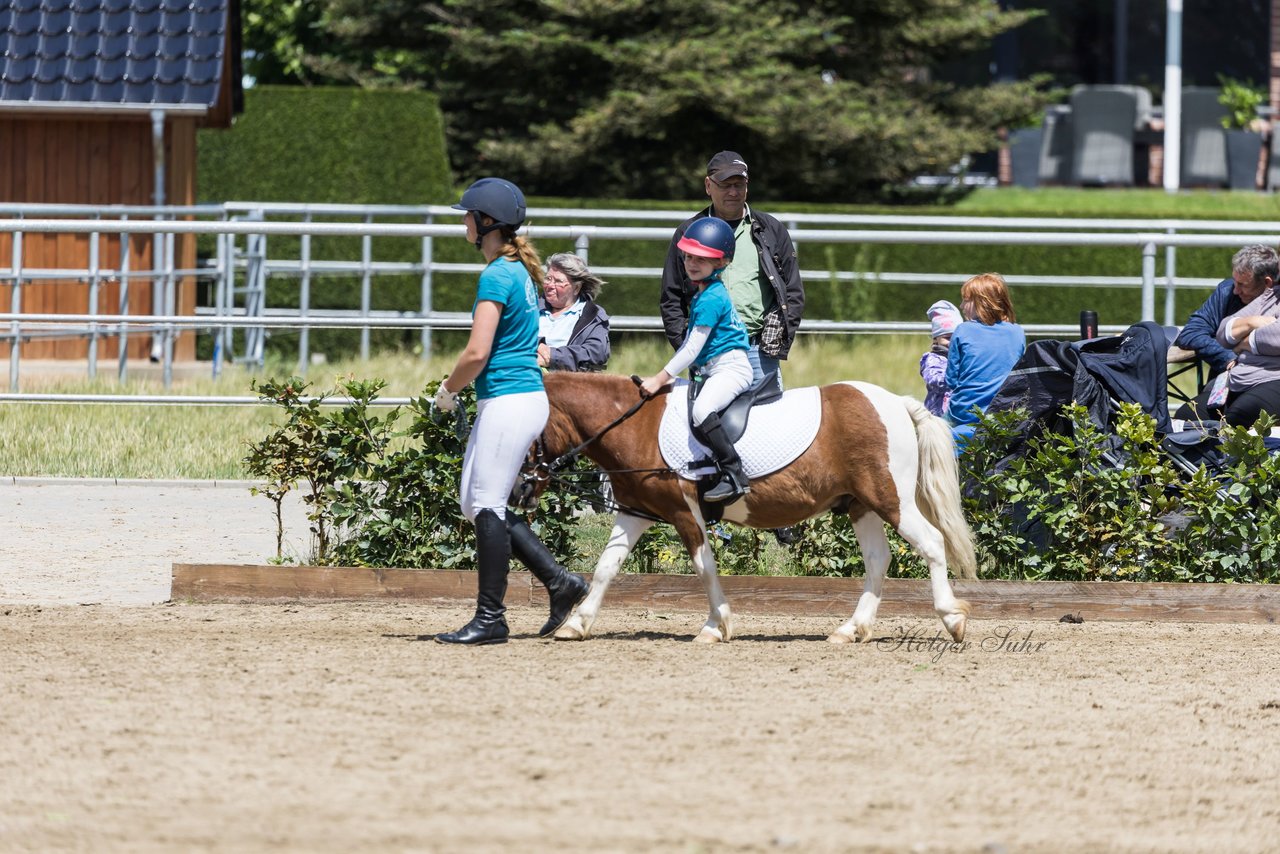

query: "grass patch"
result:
(952, 187), (1280, 219)
(1, 335), (927, 479)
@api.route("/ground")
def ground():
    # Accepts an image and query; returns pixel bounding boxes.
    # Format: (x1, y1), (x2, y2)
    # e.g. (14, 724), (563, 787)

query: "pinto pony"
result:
(536, 372), (977, 644)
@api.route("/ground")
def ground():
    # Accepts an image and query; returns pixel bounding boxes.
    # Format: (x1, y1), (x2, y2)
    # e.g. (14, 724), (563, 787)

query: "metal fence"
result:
(4, 202), (1280, 397)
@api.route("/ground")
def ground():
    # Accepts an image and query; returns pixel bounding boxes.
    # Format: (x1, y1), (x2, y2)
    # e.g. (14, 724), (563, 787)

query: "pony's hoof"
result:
(554, 616), (587, 641)
(693, 627), (724, 644)
(943, 612), (967, 643)
(826, 630), (855, 644)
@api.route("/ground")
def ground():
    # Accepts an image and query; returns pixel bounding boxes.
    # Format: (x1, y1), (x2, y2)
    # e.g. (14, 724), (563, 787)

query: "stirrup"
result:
(704, 473), (749, 503)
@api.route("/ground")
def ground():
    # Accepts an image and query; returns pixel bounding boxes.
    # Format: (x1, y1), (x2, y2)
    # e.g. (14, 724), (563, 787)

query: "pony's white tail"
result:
(901, 396), (978, 579)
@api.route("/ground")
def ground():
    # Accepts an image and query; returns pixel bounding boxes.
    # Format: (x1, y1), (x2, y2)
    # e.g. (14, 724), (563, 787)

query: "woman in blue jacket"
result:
(433, 178), (588, 645)
(944, 272), (1026, 450)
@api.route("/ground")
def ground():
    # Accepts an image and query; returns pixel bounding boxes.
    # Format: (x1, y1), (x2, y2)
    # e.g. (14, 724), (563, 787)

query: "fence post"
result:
(88, 229), (100, 379)
(574, 232), (590, 263)
(212, 229), (227, 380)
(420, 214), (433, 360)
(161, 230), (176, 388)
(118, 222), (130, 383)
(1141, 240), (1157, 321)
(298, 220), (312, 375)
(9, 230), (22, 392)
(360, 214), (372, 360)
(243, 210), (267, 367)
(1164, 227), (1177, 327)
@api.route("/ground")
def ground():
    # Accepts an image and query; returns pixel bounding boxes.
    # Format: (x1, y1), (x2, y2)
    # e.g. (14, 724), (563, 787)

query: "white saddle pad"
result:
(658, 380), (822, 481)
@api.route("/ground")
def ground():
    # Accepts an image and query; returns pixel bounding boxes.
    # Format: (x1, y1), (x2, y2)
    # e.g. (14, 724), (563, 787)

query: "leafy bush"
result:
(961, 404), (1280, 582)
(244, 373), (1280, 584)
(243, 376), (588, 567)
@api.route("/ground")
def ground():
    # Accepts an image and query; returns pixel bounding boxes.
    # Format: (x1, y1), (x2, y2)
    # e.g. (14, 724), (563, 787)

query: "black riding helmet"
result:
(452, 177), (527, 249)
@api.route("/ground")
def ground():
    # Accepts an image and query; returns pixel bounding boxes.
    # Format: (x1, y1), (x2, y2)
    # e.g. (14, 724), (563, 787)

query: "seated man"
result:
(1173, 244), (1276, 421)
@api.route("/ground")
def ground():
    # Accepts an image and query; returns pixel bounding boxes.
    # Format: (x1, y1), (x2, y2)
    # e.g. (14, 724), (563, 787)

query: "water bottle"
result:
(1080, 310), (1099, 340)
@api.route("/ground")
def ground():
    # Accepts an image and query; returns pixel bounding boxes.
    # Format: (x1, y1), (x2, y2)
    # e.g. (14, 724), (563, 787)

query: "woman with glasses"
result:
(537, 253), (611, 372)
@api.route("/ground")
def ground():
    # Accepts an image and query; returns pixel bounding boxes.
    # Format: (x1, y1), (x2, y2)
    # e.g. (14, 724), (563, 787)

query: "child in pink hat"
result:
(921, 299), (963, 416)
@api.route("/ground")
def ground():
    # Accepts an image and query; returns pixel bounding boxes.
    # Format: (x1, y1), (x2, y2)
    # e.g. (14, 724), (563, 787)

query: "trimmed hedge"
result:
(197, 86), (452, 204)
(197, 86), (454, 354)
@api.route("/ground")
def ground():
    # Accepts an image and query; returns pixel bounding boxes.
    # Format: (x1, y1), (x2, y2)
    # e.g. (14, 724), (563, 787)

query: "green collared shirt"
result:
(719, 207), (768, 335)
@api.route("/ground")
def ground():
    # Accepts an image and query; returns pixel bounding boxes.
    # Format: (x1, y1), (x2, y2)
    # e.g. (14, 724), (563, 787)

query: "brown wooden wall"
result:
(0, 114), (199, 360)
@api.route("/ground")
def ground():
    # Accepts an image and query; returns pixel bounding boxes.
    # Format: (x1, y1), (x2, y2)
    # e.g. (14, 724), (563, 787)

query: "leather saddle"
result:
(689, 371), (782, 443)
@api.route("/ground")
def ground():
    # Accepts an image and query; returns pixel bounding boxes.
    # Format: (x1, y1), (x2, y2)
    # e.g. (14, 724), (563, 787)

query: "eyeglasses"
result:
(544, 273), (573, 288)
(709, 178), (748, 193)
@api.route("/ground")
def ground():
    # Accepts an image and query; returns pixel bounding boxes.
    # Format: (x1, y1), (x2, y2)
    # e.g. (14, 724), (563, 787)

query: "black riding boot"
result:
(435, 509), (510, 645)
(698, 412), (751, 503)
(508, 516), (590, 637)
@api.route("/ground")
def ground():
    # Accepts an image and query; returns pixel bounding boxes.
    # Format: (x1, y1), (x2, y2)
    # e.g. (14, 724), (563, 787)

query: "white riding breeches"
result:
(691, 348), (754, 424)
(459, 390), (549, 523)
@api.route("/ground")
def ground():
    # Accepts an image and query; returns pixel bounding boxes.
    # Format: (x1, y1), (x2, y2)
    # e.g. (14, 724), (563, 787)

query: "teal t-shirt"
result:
(474, 257), (543, 400)
(688, 279), (750, 367)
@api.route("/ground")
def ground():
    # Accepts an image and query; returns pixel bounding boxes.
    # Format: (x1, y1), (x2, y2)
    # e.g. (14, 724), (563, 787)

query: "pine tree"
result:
(242, 0), (1049, 201)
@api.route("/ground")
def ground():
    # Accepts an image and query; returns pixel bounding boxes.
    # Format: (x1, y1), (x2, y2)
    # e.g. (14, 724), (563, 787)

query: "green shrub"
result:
(242, 375), (590, 568)
(1216, 75), (1266, 130)
(961, 404), (1280, 582)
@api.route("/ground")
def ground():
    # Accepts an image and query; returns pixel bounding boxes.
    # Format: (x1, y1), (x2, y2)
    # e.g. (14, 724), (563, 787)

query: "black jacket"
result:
(659, 205), (804, 358)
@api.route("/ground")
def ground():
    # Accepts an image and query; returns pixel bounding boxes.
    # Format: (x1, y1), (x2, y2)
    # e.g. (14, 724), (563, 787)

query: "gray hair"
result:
(1232, 244), (1279, 285)
(546, 252), (606, 302)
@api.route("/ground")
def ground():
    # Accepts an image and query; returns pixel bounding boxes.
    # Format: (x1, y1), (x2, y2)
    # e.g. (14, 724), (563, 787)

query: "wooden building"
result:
(0, 0), (242, 360)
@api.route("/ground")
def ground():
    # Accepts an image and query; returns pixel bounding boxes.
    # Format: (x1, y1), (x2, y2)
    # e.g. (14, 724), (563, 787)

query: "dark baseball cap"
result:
(706, 151), (749, 182)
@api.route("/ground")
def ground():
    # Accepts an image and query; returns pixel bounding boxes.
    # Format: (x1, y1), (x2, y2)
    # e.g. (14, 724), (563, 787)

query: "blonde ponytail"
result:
(501, 228), (544, 286)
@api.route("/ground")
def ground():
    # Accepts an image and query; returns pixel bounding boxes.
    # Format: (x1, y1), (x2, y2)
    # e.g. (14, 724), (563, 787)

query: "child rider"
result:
(639, 217), (754, 503)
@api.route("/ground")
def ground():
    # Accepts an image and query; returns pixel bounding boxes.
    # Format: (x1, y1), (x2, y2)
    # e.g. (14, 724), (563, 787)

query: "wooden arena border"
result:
(172, 565), (1280, 624)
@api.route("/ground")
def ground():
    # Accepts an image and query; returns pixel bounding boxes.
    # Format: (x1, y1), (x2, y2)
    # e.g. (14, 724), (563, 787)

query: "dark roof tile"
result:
(129, 29), (160, 56)
(95, 30), (129, 59)
(1, 0), (228, 107)
(66, 55), (96, 81)
(90, 75), (123, 100)
(7, 9), (39, 36)
(40, 7), (72, 31)
(3, 55), (38, 83)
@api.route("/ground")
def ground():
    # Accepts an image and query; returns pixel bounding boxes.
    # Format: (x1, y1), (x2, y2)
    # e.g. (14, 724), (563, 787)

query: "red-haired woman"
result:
(943, 272), (1026, 450)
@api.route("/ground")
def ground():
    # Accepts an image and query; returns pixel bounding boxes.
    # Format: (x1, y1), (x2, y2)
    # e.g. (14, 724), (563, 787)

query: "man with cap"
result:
(660, 151), (804, 398)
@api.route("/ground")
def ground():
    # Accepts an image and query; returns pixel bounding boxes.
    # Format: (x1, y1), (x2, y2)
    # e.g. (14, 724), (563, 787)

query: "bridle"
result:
(512, 381), (672, 521)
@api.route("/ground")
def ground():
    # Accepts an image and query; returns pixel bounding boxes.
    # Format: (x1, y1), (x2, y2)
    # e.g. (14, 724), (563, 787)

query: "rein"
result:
(515, 381), (672, 523)
(547, 388), (652, 472)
